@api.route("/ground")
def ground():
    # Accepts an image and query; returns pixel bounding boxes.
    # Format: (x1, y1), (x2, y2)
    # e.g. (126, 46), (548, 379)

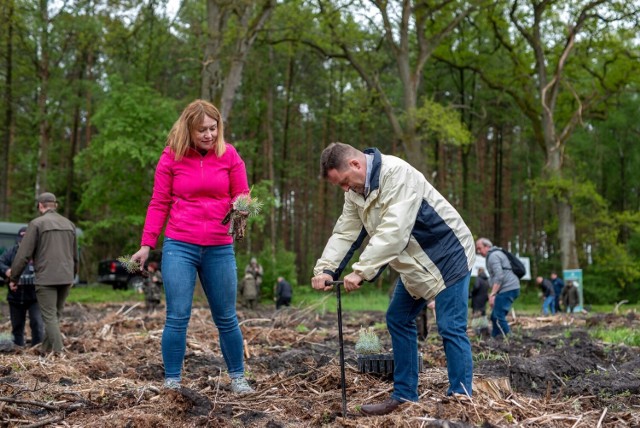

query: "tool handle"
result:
(325, 280), (344, 286)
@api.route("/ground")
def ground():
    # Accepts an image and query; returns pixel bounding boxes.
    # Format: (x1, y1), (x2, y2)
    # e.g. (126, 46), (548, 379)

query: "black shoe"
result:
(360, 397), (404, 416)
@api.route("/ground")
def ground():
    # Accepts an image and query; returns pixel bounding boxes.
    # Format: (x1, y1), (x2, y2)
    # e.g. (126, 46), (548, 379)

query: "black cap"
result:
(16, 226), (27, 243)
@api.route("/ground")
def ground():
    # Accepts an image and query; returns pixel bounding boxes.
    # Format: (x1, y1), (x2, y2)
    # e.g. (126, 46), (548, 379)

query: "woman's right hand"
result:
(131, 246), (151, 271)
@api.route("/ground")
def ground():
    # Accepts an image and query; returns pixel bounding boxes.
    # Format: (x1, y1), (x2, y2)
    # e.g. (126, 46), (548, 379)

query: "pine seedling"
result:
(355, 327), (383, 355)
(471, 316), (489, 329)
(117, 255), (141, 273)
(233, 194), (263, 217)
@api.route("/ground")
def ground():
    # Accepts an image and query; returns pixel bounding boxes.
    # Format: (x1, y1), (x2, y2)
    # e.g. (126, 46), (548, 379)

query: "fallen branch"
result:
(596, 407), (607, 428)
(238, 318), (272, 327)
(0, 397), (60, 411)
(23, 415), (65, 428)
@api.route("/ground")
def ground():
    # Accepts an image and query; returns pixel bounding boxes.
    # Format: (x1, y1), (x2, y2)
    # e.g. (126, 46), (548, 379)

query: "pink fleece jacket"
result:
(141, 144), (249, 248)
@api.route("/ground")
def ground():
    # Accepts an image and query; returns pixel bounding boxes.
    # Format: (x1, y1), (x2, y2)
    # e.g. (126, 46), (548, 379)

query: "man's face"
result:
(475, 241), (489, 257)
(326, 160), (366, 195)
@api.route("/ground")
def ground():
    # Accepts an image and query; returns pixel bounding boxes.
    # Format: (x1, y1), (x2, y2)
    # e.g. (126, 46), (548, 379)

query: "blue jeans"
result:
(387, 274), (473, 401)
(490, 289), (520, 337)
(434, 273), (473, 396)
(543, 296), (556, 315)
(161, 239), (245, 381)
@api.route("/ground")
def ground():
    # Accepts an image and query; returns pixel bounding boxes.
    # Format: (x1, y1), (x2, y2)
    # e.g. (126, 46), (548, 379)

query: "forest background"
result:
(0, 0), (639, 305)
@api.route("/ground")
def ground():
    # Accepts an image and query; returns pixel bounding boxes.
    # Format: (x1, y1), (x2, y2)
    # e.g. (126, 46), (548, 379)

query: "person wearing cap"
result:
(9, 192), (78, 354)
(311, 143), (475, 415)
(0, 227), (43, 347)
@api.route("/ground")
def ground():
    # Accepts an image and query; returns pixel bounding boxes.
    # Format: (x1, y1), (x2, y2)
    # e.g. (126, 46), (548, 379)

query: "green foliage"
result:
(294, 284), (391, 313)
(532, 173), (640, 300)
(413, 99), (473, 147)
(581, 210), (640, 303)
(242, 180), (275, 233)
(76, 77), (178, 258)
(66, 284), (143, 304)
(295, 324), (309, 333)
(590, 327), (640, 347)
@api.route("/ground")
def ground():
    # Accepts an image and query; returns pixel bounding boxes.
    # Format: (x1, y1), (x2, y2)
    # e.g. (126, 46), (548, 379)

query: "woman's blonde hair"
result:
(167, 100), (226, 160)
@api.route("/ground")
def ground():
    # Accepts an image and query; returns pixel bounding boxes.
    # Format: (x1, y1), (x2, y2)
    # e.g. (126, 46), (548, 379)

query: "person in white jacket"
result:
(311, 143), (475, 416)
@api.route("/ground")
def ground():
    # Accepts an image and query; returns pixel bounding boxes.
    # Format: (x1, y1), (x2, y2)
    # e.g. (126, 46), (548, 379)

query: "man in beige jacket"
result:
(312, 143), (475, 415)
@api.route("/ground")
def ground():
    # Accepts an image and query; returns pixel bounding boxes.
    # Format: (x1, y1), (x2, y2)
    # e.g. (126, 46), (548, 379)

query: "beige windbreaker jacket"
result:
(314, 149), (475, 300)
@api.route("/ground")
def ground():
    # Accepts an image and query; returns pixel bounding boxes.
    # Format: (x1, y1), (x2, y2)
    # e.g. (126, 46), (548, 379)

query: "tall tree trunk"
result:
(264, 47), (276, 256)
(277, 53), (294, 243)
(493, 126), (504, 244)
(66, 60), (85, 219)
(1, 0), (14, 217)
(201, 0), (275, 122)
(546, 127), (579, 269)
(36, 0), (51, 197)
(84, 47), (94, 149)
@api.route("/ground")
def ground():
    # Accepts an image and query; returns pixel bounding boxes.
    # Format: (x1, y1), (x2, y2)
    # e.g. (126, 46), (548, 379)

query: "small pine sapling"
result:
(355, 327), (383, 355)
(117, 255), (141, 273)
(232, 194), (263, 217)
(222, 193), (263, 241)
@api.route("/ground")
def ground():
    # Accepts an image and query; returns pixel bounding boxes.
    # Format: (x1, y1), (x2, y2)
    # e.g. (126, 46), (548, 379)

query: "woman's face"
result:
(191, 115), (218, 151)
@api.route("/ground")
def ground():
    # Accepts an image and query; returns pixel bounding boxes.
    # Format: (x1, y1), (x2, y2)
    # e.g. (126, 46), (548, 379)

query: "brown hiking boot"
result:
(360, 397), (404, 416)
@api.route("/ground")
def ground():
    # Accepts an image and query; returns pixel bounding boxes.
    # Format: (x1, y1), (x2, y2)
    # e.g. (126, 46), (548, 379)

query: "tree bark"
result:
(1, 0), (14, 217)
(264, 47), (277, 255)
(36, 0), (51, 197)
(201, 0), (275, 122)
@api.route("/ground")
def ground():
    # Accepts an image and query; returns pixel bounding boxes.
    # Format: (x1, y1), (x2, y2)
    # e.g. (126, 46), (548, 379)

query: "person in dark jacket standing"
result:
(536, 276), (556, 315)
(275, 276), (292, 309)
(0, 227), (43, 347)
(470, 267), (490, 316)
(10, 193), (78, 354)
(550, 272), (565, 313)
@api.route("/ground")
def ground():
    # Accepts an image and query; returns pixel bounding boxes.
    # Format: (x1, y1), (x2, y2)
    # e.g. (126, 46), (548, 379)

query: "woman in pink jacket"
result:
(131, 100), (254, 394)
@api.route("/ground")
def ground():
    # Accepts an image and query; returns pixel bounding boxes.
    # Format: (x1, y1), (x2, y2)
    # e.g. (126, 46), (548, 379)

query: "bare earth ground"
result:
(1, 296), (639, 427)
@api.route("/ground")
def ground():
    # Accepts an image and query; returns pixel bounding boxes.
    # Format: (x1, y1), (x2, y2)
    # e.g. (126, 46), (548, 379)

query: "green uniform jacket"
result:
(10, 209), (78, 286)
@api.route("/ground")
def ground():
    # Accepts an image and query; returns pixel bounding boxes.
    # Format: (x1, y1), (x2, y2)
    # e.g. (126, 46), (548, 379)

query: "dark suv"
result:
(97, 251), (162, 290)
(97, 259), (144, 290)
